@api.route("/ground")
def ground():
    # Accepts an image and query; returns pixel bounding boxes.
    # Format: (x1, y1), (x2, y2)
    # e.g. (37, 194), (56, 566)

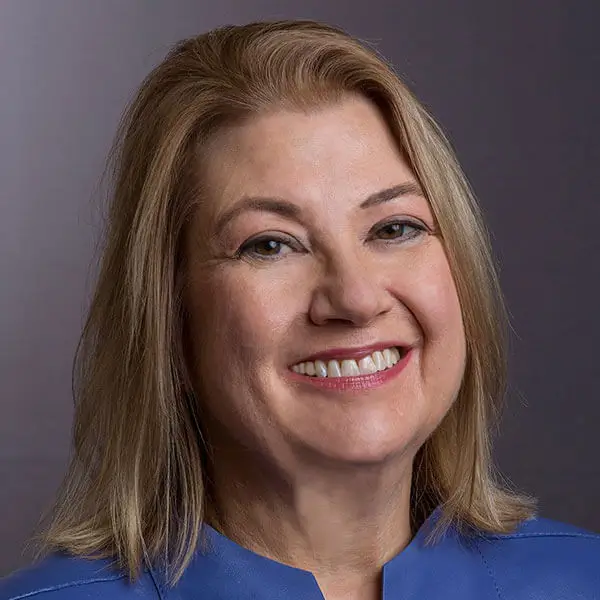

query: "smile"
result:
(287, 345), (412, 392)
(291, 346), (403, 378)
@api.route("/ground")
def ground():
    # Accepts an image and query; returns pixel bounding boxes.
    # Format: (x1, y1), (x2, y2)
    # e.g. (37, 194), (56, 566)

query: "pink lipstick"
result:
(287, 347), (413, 392)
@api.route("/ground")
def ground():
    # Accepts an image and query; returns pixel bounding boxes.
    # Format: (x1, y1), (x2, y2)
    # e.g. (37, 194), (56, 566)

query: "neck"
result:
(205, 440), (415, 600)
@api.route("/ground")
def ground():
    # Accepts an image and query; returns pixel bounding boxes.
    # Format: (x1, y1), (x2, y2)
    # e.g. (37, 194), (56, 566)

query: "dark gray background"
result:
(1, 0), (598, 577)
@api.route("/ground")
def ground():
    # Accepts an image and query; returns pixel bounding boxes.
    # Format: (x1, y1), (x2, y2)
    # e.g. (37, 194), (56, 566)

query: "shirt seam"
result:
(475, 542), (504, 600)
(5, 574), (126, 600)
(481, 532), (600, 541)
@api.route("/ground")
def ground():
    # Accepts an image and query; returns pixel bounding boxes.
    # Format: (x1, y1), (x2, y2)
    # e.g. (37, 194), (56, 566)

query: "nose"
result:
(308, 250), (394, 327)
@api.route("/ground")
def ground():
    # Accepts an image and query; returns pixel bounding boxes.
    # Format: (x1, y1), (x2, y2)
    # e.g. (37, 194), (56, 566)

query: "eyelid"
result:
(368, 216), (429, 237)
(236, 232), (302, 259)
(389, 216), (427, 227)
(245, 233), (300, 248)
(236, 216), (430, 260)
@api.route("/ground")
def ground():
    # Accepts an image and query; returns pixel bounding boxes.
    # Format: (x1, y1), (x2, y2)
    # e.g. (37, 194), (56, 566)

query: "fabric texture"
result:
(1, 508), (599, 599)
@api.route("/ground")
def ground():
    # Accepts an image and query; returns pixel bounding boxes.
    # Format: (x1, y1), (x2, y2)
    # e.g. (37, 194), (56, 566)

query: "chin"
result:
(298, 432), (417, 467)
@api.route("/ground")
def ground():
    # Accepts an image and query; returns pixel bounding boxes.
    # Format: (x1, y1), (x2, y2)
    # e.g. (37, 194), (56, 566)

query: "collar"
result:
(167, 506), (483, 599)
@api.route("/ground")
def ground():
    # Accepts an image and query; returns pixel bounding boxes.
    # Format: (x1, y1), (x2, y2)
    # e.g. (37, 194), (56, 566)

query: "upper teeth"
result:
(291, 347), (402, 378)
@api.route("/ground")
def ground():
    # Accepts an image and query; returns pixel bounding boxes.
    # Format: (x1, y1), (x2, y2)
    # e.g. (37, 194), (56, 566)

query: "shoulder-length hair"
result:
(40, 19), (535, 584)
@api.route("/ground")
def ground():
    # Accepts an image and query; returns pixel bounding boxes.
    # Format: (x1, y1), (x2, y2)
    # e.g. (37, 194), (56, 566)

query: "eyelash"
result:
(235, 219), (428, 261)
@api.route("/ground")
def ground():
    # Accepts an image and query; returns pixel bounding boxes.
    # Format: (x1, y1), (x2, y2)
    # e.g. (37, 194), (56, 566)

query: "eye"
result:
(372, 219), (427, 242)
(236, 235), (300, 260)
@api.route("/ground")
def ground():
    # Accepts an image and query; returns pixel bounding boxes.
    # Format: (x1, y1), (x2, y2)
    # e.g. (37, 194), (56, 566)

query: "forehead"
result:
(199, 96), (416, 207)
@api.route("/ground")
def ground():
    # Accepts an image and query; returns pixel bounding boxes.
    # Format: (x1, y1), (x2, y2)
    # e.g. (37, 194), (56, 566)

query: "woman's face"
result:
(184, 95), (466, 468)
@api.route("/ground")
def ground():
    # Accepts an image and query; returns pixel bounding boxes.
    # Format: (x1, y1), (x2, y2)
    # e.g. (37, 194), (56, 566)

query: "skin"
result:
(183, 93), (467, 600)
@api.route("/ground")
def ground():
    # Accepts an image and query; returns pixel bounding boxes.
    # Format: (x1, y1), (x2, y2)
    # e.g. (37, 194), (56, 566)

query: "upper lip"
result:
(291, 341), (408, 365)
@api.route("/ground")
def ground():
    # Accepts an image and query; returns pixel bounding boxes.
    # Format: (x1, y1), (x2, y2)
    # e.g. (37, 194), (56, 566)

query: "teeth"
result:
(358, 355), (378, 374)
(383, 348), (394, 367)
(292, 347), (403, 379)
(372, 351), (386, 371)
(315, 360), (327, 377)
(327, 360), (342, 378)
(341, 359), (360, 377)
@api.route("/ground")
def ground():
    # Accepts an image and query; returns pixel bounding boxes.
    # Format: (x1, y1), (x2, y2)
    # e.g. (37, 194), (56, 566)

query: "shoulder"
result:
(0, 553), (162, 600)
(473, 515), (600, 599)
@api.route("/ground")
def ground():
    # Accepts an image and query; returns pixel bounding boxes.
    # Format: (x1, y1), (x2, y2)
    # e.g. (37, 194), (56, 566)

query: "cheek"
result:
(187, 267), (297, 365)
(185, 267), (305, 445)
(405, 249), (464, 344)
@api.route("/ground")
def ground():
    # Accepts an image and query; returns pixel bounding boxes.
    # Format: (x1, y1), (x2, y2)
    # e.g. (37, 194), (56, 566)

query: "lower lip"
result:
(287, 349), (412, 392)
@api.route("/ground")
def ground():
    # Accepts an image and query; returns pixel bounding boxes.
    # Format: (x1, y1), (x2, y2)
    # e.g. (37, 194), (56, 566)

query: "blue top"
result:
(1, 508), (599, 599)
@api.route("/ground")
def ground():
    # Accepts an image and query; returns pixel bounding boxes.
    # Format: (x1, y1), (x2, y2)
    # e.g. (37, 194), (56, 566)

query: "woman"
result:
(1, 19), (598, 600)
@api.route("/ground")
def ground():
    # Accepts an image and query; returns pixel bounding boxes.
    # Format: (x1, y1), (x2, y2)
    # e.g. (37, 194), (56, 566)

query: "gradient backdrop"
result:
(1, 0), (598, 577)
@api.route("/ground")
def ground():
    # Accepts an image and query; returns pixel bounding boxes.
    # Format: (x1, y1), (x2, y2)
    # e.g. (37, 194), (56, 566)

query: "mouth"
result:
(289, 345), (409, 379)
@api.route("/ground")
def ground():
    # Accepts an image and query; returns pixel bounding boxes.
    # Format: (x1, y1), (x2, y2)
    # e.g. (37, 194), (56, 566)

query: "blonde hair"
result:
(40, 19), (535, 584)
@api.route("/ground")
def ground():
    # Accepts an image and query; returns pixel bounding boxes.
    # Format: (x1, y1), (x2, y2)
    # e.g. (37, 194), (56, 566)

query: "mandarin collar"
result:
(166, 506), (484, 599)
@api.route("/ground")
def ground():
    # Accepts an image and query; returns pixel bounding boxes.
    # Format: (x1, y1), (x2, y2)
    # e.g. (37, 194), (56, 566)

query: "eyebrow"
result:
(213, 181), (424, 236)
